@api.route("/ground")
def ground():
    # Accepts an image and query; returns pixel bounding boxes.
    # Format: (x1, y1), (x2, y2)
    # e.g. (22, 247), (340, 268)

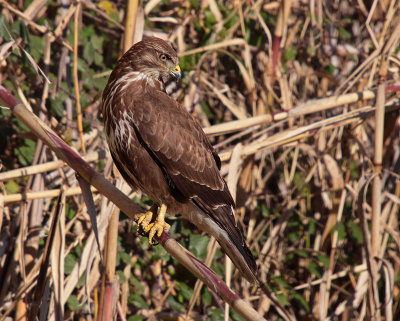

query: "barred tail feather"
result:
(184, 203), (258, 284)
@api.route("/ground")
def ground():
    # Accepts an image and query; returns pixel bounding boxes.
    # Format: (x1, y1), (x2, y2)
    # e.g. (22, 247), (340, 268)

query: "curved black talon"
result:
(137, 226), (159, 245)
(137, 223), (146, 236)
(150, 238), (159, 246)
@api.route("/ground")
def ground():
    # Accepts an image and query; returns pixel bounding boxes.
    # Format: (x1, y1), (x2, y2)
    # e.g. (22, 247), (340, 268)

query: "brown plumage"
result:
(101, 37), (258, 284)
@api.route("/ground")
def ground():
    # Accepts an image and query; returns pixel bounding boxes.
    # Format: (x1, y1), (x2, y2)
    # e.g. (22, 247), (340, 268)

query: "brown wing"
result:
(124, 87), (252, 257)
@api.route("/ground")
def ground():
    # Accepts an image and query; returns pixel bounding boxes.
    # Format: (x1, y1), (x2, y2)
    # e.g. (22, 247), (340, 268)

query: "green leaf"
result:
(188, 0), (199, 9)
(201, 288), (212, 306)
(205, 10), (216, 26)
(83, 42), (95, 65)
(348, 221), (363, 244)
(5, 181), (19, 194)
(119, 252), (131, 264)
(18, 21), (30, 44)
(350, 160), (359, 179)
(335, 222), (346, 241)
(288, 231), (299, 242)
(167, 295), (185, 312)
(225, 13), (238, 29)
(260, 203), (269, 217)
(0, 16), (12, 40)
(200, 102), (213, 119)
(80, 25), (95, 43)
(48, 95), (66, 117)
(325, 62), (337, 76)
(91, 34), (103, 50)
(128, 293), (149, 309)
(74, 245), (82, 257)
(93, 75), (108, 91)
(116, 270), (126, 283)
(188, 234), (209, 261)
(139, 237), (149, 250)
(276, 293), (288, 306)
(284, 46), (297, 62)
(209, 308), (224, 321)
(308, 219), (316, 233)
(308, 260), (321, 277)
(130, 275), (145, 292)
(64, 254), (77, 275)
(67, 295), (82, 311)
(94, 51), (103, 65)
(14, 139), (36, 166)
(179, 55), (195, 71)
(78, 57), (89, 73)
(28, 35), (45, 61)
(292, 292), (310, 312)
(316, 254), (330, 268)
(294, 250), (308, 258)
(151, 242), (169, 261)
(177, 282), (193, 301)
(231, 309), (245, 321)
(77, 273), (85, 287)
(127, 316), (145, 321)
(338, 27), (352, 40)
(66, 204), (76, 220)
(272, 275), (290, 289)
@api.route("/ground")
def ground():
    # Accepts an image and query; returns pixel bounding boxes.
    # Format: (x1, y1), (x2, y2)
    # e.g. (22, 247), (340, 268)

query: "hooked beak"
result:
(171, 65), (181, 81)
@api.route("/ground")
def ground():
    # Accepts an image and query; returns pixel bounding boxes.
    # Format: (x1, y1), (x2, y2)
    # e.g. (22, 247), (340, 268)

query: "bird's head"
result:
(120, 37), (181, 84)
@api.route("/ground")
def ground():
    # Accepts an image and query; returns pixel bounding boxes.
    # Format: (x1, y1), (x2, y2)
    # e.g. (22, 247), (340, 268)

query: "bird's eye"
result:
(160, 54), (168, 62)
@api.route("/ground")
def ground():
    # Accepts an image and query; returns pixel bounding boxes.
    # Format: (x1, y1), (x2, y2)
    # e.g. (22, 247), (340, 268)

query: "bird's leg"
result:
(136, 204), (158, 236)
(144, 204), (170, 245)
(136, 204), (170, 245)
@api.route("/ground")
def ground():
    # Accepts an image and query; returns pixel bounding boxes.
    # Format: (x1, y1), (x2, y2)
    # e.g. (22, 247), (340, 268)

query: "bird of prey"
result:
(101, 38), (257, 284)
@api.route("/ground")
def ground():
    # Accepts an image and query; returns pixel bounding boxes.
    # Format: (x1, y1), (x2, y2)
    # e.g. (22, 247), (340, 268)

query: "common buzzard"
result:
(102, 38), (257, 284)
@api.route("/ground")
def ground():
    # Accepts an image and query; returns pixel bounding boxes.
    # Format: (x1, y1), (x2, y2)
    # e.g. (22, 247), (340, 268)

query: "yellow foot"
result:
(136, 204), (170, 245)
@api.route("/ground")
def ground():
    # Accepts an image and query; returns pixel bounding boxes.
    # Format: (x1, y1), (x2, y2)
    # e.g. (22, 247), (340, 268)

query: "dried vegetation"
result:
(0, 0), (400, 320)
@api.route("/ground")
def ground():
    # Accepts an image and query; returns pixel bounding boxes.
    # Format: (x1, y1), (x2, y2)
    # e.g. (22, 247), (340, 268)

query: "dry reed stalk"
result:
(218, 101), (400, 162)
(369, 21), (392, 317)
(0, 151), (105, 182)
(143, 0), (162, 15)
(123, 0), (139, 50)
(52, 3), (77, 41)
(201, 76), (247, 119)
(99, 194), (120, 321)
(237, 2), (256, 116)
(318, 190), (347, 319)
(179, 38), (245, 57)
(82, 1), (125, 30)
(271, 0), (291, 77)
(366, 0), (397, 87)
(3, 186), (97, 204)
(23, 0), (47, 20)
(27, 190), (63, 320)
(0, 0), (47, 33)
(358, 176), (382, 320)
(286, 263), (368, 292)
(372, 83), (385, 257)
(224, 144), (244, 321)
(49, 192), (66, 320)
(73, 2), (86, 156)
(203, 89), (377, 137)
